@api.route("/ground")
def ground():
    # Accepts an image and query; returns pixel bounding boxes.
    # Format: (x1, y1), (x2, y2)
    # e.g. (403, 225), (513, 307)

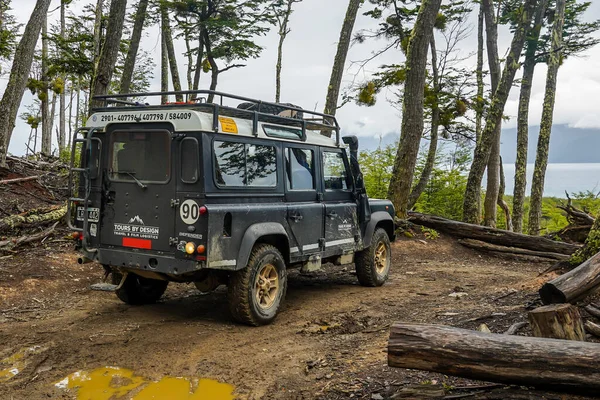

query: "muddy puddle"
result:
(55, 366), (235, 399)
(0, 345), (49, 382)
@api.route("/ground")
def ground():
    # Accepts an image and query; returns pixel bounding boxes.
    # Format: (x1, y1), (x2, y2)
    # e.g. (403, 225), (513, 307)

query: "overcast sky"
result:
(6, 0), (600, 156)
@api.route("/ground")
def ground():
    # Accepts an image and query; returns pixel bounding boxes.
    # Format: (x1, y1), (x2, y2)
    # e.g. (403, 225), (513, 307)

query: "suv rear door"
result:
(100, 124), (176, 252)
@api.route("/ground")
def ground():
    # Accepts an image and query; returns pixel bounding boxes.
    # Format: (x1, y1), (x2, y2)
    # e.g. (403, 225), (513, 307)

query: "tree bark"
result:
(160, 4), (183, 102)
(528, 0), (567, 235)
(475, 5), (484, 145)
(160, 17), (169, 104)
(585, 320), (600, 337)
(528, 304), (586, 341)
(92, 0), (104, 75)
(540, 251), (600, 304)
(482, 0), (502, 227)
(462, 0), (538, 224)
(513, 0), (548, 233)
(275, 0), (296, 103)
(458, 238), (568, 261)
(323, 0), (361, 124)
(59, 0), (67, 151)
(388, 323), (600, 393)
(41, 15), (51, 157)
(89, 0), (127, 112)
(388, 0), (443, 219)
(203, 30), (218, 103)
(408, 36), (439, 209)
(0, 0), (52, 167)
(192, 30), (204, 92)
(119, 0), (149, 94)
(409, 212), (579, 255)
(497, 157), (513, 231)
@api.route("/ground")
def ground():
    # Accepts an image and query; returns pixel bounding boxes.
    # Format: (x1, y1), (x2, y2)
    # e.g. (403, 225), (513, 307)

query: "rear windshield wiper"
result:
(113, 170), (147, 189)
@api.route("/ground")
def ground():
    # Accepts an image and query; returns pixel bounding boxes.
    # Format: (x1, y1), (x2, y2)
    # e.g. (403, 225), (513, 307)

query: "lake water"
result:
(501, 163), (600, 198)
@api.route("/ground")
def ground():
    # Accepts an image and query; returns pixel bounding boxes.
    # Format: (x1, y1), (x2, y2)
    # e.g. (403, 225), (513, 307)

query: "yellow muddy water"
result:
(55, 367), (235, 400)
(0, 345), (48, 382)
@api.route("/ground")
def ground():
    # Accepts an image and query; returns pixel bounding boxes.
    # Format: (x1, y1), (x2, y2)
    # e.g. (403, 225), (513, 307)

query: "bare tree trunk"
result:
(275, 0), (296, 103)
(49, 91), (57, 137)
(513, 0), (548, 233)
(475, 5), (484, 145)
(89, 0), (127, 112)
(119, 0), (149, 94)
(67, 83), (74, 146)
(92, 0), (104, 76)
(0, 0), (52, 167)
(41, 15), (51, 157)
(498, 157), (513, 231)
(388, 0), (443, 219)
(323, 0), (361, 125)
(408, 36), (439, 209)
(161, 22), (169, 104)
(184, 30), (194, 90)
(59, 0), (66, 151)
(462, 0), (538, 224)
(482, 0), (502, 228)
(528, 0), (566, 235)
(192, 31), (204, 91)
(203, 30), (219, 103)
(160, 4), (183, 102)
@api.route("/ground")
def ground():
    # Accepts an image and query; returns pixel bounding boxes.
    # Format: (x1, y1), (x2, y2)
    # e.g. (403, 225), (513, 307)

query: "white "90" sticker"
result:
(180, 199), (200, 225)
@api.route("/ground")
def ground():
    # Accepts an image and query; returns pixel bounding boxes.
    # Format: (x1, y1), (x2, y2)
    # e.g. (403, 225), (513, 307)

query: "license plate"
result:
(76, 207), (100, 223)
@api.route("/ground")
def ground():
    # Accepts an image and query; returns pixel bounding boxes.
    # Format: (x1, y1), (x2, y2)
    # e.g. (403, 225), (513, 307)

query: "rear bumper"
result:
(85, 247), (204, 276)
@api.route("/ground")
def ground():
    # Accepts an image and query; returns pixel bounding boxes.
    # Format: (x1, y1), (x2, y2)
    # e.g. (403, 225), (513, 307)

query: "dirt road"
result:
(0, 236), (595, 399)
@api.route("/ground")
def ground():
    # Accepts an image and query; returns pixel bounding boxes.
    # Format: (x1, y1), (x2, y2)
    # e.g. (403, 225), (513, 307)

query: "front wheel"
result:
(355, 228), (391, 287)
(113, 272), (169, 305)
(227, 244), (287, 326)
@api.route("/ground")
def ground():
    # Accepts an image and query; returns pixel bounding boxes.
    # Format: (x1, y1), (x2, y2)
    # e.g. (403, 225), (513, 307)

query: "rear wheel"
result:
(228, 244), (287, 326)
(112, 272), (168, 305)
(355, 228), (391, 287)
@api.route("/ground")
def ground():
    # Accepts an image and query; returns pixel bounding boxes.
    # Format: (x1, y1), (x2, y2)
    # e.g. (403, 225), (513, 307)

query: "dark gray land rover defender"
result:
(69, 90), (396, 326)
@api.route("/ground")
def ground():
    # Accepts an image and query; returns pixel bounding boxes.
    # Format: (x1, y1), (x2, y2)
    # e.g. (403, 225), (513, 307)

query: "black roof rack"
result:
(92, 90), (341, 146)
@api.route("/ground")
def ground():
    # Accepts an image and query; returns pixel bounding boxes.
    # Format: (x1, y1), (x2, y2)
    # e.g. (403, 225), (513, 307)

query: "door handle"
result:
(327, 211), (337, 219)
(289, 212), (303, 222)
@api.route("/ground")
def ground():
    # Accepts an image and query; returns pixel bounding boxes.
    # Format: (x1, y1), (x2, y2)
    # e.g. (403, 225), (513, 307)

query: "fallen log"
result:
(408, 212), (579, 255)
(0, 175), (41, 185)
(0, 203), (66, 233)
(528, 304), (585, 341)
(388, 323), (600, 393)
(585, 321), (600, 338)
(584, 304), (600, 320)
(539, 251), (600, 304)
(0, 222), (59, 251)
(504, 321), (527, 335)
(458, 239), (569, 261)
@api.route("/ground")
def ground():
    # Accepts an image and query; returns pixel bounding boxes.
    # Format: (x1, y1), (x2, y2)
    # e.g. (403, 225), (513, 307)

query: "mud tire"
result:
(113, 272), (168, 305)
(355, 228), (391, 287)
(228, 244), (287, 326)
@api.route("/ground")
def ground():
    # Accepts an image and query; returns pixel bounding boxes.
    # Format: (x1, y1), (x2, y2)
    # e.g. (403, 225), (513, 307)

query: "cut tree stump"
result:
(458, 239), (569, 261)
(539, 251), (600, 304)
(528, 304), (585, 341)
(408, 212), (579, 255)
(388, 323), (600, 393)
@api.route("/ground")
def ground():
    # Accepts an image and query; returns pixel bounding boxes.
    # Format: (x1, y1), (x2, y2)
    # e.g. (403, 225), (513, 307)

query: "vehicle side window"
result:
(323, 151), (350, 190)
(285, 148), (314, 190)
(180, 137), (199, 183)
(213, 140), (277, 187)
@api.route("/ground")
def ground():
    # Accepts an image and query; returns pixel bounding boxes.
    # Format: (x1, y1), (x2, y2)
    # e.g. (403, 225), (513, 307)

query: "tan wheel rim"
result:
(375, 242), (388, 274)
(255, 263), (279, 309)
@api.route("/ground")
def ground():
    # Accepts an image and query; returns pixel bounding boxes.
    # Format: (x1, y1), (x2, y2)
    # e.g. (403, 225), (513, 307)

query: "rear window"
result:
(109, 130), (171, 183)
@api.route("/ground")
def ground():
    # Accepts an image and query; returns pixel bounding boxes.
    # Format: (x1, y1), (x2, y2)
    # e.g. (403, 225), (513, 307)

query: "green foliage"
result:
(0, 0), (19, 74)
(359, 140), (397, 199)
(421, 226), (439, 240)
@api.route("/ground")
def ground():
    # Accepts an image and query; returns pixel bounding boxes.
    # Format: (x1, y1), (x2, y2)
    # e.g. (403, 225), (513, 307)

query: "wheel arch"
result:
(236, 223), (290, 270)
(363, 211), (396, 247)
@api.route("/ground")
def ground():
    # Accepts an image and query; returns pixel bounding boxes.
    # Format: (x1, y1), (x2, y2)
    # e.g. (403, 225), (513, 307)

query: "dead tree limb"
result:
(539, 251), (600, 304)
(458, 238), (569, 261)
(0, 221), (59, 251)
(0, 203), (66, 233)
(584, 321), (600, 337)
(0, 175), (40, 185)
(583, 305), (600, 320)
(504, 322), (527, 335)
(388, 323), (600, 393)
(408, 212), (580, 255)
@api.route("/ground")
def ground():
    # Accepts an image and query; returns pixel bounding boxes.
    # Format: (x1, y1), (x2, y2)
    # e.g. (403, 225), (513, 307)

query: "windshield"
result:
(109, 130), (171, 183)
